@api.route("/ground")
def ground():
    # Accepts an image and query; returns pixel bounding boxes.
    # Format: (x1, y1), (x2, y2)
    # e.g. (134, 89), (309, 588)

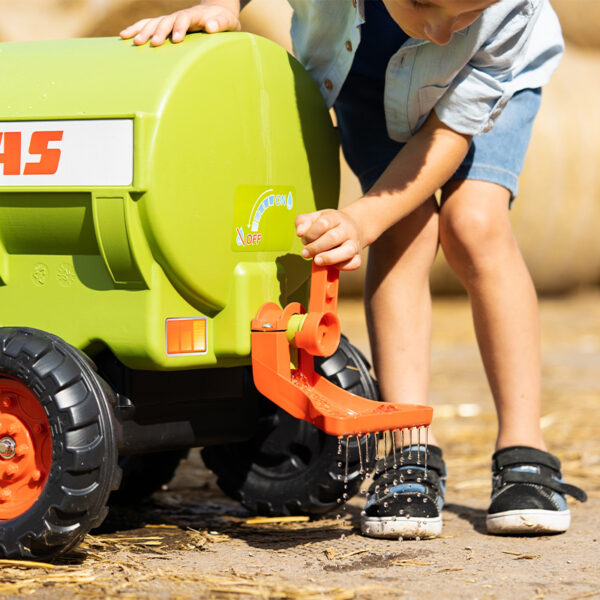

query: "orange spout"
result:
(251, 263), (433, 436)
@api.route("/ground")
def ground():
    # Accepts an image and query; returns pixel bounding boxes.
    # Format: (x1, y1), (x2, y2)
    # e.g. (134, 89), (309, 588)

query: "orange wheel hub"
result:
(0, 379), (51, 519)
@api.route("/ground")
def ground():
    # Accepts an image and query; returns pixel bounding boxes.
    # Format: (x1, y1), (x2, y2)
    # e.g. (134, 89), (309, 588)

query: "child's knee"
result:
(439, 199), (513, 271)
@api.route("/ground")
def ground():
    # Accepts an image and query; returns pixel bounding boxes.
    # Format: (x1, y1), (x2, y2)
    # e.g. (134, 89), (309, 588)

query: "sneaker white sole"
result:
(361, 515), (442, 539)
(486, 508), (570, 535)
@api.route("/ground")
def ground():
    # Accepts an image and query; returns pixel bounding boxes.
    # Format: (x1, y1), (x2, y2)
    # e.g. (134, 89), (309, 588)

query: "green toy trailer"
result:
(0, 33), (431, 559)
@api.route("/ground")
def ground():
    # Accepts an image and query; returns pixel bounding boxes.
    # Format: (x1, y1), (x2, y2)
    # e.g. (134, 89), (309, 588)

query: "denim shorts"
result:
(334, 0), (542, 200)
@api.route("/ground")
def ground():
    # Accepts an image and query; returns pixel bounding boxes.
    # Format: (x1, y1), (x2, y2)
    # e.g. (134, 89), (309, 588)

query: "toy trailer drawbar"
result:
(0, 33), (431, 559)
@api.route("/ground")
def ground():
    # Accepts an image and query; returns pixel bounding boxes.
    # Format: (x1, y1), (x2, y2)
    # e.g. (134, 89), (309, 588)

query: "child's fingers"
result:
(312, 240), (361, 269)
(130, 17), (165, 45)
(149, 14), (179, 46)
(337, 254), (362, 271)
(295, 212), (319, 237)
(120, 18), (151, 39)
(191, 7), (241, 34)
(301, 227), (358, 262)
(170, 11), (192, 43)
(301, 223), (346, 257)
(299, 210), (339, 244)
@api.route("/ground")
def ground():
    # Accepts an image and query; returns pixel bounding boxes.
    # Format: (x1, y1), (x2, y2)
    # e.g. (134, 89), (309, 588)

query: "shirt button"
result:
(345, 40), (353, 52)
(324, 79), (333, 91)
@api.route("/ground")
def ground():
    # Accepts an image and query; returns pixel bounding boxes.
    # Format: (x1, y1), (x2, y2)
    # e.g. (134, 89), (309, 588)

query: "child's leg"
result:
(362, 196), (448, 540)
(439, 179), (546, 451)
(365, 196), (439, 415)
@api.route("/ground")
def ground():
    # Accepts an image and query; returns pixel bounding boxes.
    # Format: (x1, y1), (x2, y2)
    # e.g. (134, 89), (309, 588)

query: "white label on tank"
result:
(0, 119), (133, 186)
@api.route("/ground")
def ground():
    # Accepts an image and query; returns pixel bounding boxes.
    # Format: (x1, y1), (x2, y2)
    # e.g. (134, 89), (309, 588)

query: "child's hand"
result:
(295, 209), (363, 271)
(120, 3), (241, 47)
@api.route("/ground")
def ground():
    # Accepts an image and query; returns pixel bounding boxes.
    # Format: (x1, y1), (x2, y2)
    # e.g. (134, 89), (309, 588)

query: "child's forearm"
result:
(343, 112), (472, 246)
(296, 112), (471, 269)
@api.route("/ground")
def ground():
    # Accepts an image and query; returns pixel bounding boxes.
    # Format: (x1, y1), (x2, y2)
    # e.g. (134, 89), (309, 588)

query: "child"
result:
(121, 0), (587, 539)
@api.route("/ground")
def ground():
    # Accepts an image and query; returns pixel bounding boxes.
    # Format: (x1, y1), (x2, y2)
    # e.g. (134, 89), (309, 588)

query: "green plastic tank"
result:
(0, 33), (339, 369)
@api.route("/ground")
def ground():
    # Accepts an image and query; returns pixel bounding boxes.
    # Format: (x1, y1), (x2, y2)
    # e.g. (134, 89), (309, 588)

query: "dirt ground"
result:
(0, 290), (598, 600)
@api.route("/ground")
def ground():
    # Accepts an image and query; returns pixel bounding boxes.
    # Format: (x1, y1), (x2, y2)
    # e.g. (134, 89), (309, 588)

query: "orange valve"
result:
(0, 379), (51, 519)
(251, 263), (433, 436)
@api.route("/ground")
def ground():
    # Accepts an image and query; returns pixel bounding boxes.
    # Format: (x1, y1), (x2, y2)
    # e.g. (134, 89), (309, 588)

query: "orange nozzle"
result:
(251, 263), (432, 436)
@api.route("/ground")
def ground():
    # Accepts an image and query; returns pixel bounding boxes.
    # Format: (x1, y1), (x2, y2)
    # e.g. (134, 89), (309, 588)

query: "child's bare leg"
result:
(439, 179), (546, 451)
(365, 197), (441, 445)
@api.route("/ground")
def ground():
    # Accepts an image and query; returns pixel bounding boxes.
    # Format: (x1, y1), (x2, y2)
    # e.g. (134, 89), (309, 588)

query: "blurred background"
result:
(1, 0), (598, 497)
(0, 0), (599, 295)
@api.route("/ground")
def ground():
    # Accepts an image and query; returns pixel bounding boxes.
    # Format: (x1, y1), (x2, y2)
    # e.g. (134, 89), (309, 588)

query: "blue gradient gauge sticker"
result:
(232, 185), (296, 252)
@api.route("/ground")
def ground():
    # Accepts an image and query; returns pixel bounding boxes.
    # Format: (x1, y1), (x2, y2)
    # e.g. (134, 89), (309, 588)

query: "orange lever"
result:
(251, 263), (433, 437)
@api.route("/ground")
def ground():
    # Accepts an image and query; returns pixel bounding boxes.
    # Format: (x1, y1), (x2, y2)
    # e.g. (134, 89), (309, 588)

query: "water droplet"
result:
(344, 435), (350, 484)
(357, 433), (364, 475)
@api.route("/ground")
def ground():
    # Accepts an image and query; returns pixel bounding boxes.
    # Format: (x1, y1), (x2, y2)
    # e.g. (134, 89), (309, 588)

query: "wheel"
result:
(110, 449), (188, 505)
(0, 328), (119, 559)
(201, 335), (379, 516)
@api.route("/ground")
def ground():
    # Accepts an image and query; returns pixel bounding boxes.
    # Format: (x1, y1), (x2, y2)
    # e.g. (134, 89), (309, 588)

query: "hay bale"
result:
(0, 0), (103, 41)
(551, 0), (600, 50)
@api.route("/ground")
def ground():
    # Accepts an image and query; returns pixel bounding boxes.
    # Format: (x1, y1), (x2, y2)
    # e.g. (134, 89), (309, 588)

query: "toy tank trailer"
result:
(0, 33), (431, 559)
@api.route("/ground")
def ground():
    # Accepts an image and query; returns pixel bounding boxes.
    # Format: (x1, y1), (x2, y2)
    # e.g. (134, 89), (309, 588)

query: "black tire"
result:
(201, 335), (379, 516)
(110, 449), (188, 505)
(0, 328), (120, 559)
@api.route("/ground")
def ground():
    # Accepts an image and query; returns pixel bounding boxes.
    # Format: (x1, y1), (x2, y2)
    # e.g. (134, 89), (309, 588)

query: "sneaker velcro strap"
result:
(373, 450), (445, 478)
(369, 462), (444, 495)
(493, 446), (561, 472)
(501, 471), (588, 502)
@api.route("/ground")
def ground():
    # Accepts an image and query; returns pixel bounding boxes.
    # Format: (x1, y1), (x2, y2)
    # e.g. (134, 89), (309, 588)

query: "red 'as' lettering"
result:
(0, 132), (21, 175)
(24, 131), (63, 175)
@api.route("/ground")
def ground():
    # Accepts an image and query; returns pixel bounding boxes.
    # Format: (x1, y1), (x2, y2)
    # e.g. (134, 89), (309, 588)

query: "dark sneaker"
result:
(361, 445), (446, 539)
(486, 446), (587, 535)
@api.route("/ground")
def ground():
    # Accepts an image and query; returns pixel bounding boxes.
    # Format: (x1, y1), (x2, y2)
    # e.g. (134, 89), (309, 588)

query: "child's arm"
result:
(120, 1), (242, 46)
(296, 112), (472, 270)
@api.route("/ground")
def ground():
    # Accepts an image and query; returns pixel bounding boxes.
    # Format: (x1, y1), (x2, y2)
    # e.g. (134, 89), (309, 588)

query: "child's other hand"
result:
(295, 209), (363, 271)
(120, 3), (241, 47)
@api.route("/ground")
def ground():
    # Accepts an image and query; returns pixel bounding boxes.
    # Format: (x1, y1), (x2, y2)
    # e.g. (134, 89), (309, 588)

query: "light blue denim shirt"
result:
(288, 0), (564, 141)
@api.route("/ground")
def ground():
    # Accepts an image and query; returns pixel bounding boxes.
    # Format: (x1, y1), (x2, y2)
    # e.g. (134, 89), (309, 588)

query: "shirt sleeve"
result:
(434, 0), (557, 136)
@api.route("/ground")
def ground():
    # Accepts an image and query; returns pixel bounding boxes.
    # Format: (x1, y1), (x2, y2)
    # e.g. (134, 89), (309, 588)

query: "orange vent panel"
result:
(166, 317), (207, 356)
